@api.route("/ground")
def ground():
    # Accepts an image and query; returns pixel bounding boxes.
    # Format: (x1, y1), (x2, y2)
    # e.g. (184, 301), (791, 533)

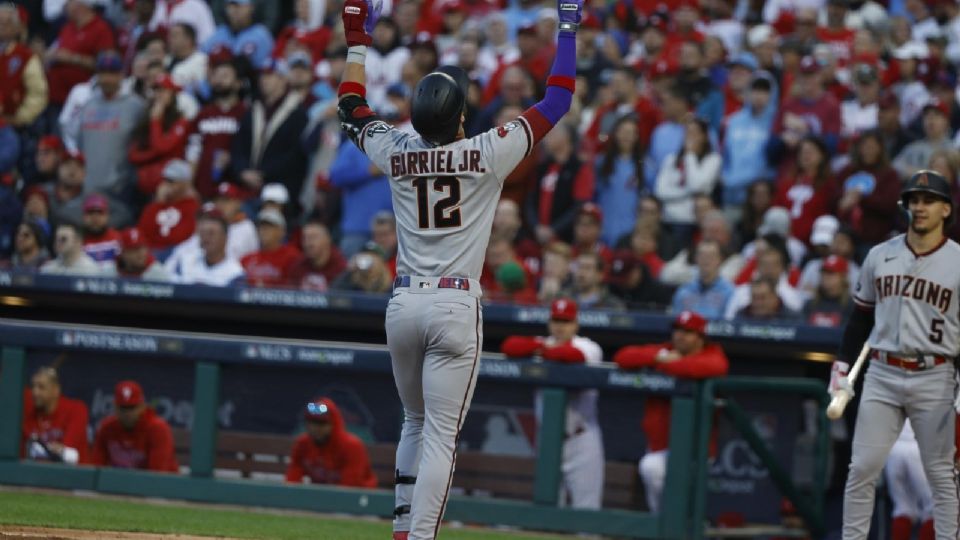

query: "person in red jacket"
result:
(613, 311), (728, 512)
(138, 159), (200, 251)
(21, 366), (89, 465)
(128, 74), (192, 196)
(44, 0), (115, 107)
(240, 208), (302, 287)
(501, 299), (605, 509)
(772, 136), (838, 243)
(91, 380), (177, 473)
(285, 397), (377, 488)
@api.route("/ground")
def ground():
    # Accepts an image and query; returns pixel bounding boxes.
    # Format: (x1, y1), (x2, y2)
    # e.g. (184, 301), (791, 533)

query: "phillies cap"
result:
(83, 193), (109, 212)
(304, 399), (331, 421)
(550, 298), (578, 321)
(578, 202), (604, 224)
(821, 255), (849, 274)
(216, 182), (242, 199)
(261, 183), (290, 204)
(673, 310), (707, 334)
(95, 51), (124, 73)
(287, 50), (313, 69)
(923, 98), (950, 117)
(799, 55), (819, 74)
(609, 250), (638, 286)
(810, 214), (839, 246)
(38, 135), (64, 153)
(114, 380), (145, 407)
(120, 228), (147, 249)
(64, 150), (85, 165)
(22, 185), (49, 207)
(260, 58), (289, 76)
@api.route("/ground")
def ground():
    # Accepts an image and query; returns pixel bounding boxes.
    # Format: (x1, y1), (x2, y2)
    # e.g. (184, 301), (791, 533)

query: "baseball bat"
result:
(826, 343), (869, 420)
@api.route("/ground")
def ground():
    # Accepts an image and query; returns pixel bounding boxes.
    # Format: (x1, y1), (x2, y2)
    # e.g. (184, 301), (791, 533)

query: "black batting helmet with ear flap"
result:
(900, 169), (954, 224)
(411, 66), (468, 146)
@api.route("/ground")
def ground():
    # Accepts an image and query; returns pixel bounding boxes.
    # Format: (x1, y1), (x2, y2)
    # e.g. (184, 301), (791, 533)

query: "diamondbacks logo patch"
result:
(917, 173), (929, 186)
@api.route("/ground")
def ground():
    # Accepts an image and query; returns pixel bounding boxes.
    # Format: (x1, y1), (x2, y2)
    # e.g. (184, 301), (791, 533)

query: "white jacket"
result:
(654, 152), (722, 225)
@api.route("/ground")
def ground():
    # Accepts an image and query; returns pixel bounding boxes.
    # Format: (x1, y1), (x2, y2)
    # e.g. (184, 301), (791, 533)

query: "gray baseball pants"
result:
(843, 360), (958, 540)
(385, 280), (482, 540)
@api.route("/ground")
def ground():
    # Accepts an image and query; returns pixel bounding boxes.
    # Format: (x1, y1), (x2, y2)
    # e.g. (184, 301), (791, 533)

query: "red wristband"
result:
(547, 75), (576, 92)
(338, 82), (367, 98)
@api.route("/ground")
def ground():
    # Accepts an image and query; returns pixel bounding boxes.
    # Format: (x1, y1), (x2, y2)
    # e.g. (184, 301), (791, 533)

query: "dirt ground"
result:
(0, 526), (242, 540)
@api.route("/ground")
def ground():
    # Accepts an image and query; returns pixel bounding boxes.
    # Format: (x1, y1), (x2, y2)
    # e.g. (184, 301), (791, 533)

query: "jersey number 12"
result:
(413, 177), (462, 229)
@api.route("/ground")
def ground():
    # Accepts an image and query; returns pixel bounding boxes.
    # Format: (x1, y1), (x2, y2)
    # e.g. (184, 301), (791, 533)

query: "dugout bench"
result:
(0, 317), (829, 539)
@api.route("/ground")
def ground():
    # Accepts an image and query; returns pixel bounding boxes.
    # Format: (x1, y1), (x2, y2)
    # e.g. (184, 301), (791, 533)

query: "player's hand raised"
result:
(557, 0), (583, 32)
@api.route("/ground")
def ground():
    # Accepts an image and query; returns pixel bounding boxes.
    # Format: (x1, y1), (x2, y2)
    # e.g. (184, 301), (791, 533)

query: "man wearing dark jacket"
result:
(232, 59), (308, 219)
(524, 124), (594, 245)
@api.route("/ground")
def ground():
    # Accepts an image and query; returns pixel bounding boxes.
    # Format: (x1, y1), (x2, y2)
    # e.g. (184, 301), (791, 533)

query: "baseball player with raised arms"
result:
(336, 0), (582, 537)
(500, 298), (605, 509)
(833, 169), (960, 539)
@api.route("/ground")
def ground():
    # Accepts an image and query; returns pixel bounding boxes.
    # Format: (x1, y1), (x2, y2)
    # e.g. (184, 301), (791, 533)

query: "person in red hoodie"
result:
(138, 159), (200, 252)
(128, 74), (192, 197)
(772, 136), (838, 243)
(285, 397), (377, 488)
(91, 380), (177, 472)
(613, 311), (728, 512)
(21, 366), (89, 465)
(240, 208), (302, 287)
(500, 299), (605, 509)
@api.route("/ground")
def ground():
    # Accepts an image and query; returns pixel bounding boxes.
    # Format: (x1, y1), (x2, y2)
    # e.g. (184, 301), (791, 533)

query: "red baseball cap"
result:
(154, 73), (182, 92)
(550, 298), (578, 322)
(580, 11), (603, 30)
(38, 135), (64, 154)
(22, 185), (49, 207)
(64, 150), (85, 165)
(649, 57), (678, 79)
(216, 182), (242, 199)
(83, 193), (109, 212)
(578, 202), (604, 224)
(673, 310), (707, 334)
(304, 398), (332, 422)
(799, 55), (820, 74)
(114, 380), (145, 407)
(923, 98), (950, 117)
(821, 255), (849, 274)
(121, 228), (147, 250)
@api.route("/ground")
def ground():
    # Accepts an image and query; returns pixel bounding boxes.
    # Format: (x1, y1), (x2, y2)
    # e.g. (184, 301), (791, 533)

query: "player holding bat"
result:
(831, 170), (959, 540)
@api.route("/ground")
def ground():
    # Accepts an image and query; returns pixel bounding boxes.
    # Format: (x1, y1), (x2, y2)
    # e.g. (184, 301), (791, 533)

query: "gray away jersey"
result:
(356, 117), (535, 281)
(853, 235), (960, 357)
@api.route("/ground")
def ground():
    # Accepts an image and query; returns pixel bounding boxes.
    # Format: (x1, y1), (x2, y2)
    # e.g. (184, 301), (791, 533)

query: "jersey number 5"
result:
(929, 318), (944, 344)
(413, 177), (462, 229)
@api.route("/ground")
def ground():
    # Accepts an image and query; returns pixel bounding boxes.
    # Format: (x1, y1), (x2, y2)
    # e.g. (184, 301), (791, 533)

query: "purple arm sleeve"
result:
(533, 32), (576, 126)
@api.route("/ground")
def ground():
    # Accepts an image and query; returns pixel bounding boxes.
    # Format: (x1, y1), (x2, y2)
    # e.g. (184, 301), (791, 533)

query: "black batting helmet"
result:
(411, 66), (468, 146)
(900, 169), (954, 224)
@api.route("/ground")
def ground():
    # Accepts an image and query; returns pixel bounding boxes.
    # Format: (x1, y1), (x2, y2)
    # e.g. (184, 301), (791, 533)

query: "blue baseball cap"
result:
(728, 52), (758, 71)
(95, 52), (124, 73)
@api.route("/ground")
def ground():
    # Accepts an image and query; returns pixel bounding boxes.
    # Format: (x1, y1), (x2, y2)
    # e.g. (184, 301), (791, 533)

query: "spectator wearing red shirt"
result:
(773, 136), (838, 243)
(613, 311), (728, 512)
(92, 381), (178, 473)
(570, 203), (612, 267)
(480, 236), (534, 295)
(481, 23), (553, 106)
(129, 75), (192, 197)
(491, 199), (541, 275)
(241, 208), (302, 287)
(21, 366), (89, 465)
(188, 59), (247, 200)
(584, 67), (661, 154)
(289, 221), (346, 292)
(524, 125), (594, 245)
(273, 0), (331, 62)
(285, 397), (377, 488)
(45, 0), (116, 107)
(835, 130), (901, 244)
(138, 159), (200, 251)
(769, 57), (842, 167)
(0, 5), (47, 127)
(816, 0), (855, 65)
(81, 194), (121, 263)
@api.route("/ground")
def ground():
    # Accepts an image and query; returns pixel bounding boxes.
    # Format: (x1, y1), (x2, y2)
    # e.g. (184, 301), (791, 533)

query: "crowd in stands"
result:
(1, 0), (957, 325)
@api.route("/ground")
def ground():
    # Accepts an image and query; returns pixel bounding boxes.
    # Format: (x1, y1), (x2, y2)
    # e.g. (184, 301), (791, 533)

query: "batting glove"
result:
(833, 376), (854, 399)
(557, 0), (583, 33)
(342, 0), (381, 47)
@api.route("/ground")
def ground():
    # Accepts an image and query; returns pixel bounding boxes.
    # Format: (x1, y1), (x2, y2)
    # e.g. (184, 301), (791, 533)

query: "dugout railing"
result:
(0, 317), (829, 539)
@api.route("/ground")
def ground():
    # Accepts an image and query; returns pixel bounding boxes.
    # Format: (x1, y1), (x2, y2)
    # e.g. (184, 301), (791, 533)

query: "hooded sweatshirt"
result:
(285, 398), (378, 488)
(78, 88), (146, 203)
(721, 72), (778, 206)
